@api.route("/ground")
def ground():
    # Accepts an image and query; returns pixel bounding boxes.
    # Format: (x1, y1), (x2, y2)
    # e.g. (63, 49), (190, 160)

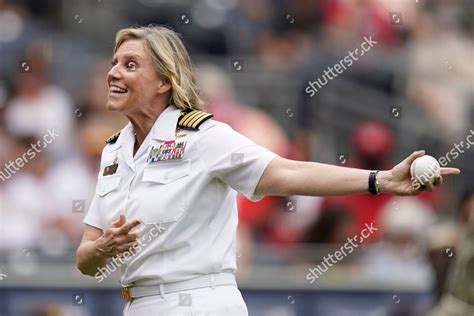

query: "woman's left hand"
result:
(378, 150), (461, 196)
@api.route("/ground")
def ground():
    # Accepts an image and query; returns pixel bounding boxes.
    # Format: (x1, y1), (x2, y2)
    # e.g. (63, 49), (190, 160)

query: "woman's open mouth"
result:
(109, 85), (128, 94)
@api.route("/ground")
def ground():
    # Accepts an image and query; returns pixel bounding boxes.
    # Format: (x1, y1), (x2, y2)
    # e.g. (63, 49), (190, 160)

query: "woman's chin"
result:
(106, 100), (123, 112)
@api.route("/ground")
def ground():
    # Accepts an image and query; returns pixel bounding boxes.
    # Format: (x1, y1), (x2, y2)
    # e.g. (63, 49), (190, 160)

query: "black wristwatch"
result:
(368, 170), (381, 195)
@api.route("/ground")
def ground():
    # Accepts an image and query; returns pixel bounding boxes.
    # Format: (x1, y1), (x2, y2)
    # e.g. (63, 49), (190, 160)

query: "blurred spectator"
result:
(405, 3), (474, 141)
(301, 205), (354, 244)
(255, 29), (314, 71)
(226, 0), (277, 54)
(0, 0), (25, 45)
(0, 132), (16, 251)
(427, 221), (460, 301)
(4, 43), (76, 161)
(321, 0), (405, 47)
(457, 188), (474, 225)
(349, 120), (395, 170)
(429, 217), (474, 316)
(0, 0), (27, 77)
(0, 79), (7, 121)
(361, 197), (436, 288)
(427, 188), (474, 302)
(260, 195), (324, 246)
(1, 115), (115, 254)
(1, 136), (53, 252)
(43, 116), (116, 244)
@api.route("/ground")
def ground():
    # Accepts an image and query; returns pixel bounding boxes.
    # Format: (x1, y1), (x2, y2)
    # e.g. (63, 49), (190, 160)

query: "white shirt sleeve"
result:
(196, 122), (278, 202)
(83, 164), (104, 230)
(82, 193), (104, 230)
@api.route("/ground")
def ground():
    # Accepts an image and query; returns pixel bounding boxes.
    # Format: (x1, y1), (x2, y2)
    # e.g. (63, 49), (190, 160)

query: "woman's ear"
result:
(156, 78), (171, 95)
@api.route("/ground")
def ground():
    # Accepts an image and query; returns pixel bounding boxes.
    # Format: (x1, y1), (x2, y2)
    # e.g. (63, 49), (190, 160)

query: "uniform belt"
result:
(121, 273), (236, 301)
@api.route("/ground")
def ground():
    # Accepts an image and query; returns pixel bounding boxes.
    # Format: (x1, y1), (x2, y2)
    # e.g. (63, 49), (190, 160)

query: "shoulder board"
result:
(178, 110), (213, 130)
(105, 131), (121, 144)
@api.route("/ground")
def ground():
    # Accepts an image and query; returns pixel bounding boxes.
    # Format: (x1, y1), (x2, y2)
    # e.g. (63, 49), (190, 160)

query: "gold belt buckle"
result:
(121, 287), (132, 301)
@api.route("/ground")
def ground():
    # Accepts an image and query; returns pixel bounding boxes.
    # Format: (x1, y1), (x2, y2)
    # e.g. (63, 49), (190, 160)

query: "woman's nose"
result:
(107, 64), (121, 81)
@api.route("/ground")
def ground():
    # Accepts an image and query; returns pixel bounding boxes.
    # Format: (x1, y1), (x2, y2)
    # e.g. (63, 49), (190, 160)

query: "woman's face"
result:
(106, 39), (165, 114)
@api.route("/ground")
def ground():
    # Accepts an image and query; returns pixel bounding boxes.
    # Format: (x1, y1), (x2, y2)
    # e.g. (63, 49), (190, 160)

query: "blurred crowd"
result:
(0, 0), (473, 314)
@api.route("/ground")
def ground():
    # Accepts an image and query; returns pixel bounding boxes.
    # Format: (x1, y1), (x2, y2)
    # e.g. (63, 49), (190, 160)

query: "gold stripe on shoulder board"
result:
(178, 110), (213, 130)
(105, 131), (121, 144)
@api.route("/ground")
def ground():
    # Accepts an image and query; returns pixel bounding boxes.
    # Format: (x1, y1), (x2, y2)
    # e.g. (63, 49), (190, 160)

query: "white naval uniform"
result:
(83, 105), (278, 315)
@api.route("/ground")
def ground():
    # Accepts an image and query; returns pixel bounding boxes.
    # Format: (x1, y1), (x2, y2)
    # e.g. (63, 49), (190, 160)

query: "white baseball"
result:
(410, 155), (441, 185)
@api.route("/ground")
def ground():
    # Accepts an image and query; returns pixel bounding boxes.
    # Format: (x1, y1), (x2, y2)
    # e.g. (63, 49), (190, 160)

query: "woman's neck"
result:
(127, 105), (168, 154)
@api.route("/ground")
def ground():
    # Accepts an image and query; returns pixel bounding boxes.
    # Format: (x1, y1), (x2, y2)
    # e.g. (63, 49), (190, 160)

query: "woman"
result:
(76, 25), (460, 316)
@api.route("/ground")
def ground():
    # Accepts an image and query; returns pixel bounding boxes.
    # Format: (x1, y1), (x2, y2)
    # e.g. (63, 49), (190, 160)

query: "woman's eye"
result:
(126, 62), (137, 71)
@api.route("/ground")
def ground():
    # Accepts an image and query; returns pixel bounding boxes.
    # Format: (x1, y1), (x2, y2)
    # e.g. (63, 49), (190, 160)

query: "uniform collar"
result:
(150, 104), (182, 141)
(106, 105), (181, 153)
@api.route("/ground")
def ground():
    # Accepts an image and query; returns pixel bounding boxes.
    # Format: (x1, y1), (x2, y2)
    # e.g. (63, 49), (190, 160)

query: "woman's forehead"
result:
(115, 39), (147, 59)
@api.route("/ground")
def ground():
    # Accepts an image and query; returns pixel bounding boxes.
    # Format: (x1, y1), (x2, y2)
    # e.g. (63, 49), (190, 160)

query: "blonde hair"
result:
(114, 25), (204, 111)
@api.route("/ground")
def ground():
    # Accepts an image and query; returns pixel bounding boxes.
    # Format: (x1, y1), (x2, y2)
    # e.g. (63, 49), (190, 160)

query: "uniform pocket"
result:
(143, 159), (191, 184)
(140, 159), (191, 224)
(96, 174), (121, 197)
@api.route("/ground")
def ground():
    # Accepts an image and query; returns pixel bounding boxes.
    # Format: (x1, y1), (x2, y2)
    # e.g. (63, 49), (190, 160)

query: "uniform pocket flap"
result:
(96, 175), (121, 197)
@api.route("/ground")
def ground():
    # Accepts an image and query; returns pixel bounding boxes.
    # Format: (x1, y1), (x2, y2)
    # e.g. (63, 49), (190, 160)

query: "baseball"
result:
(410, 155), (441, 185)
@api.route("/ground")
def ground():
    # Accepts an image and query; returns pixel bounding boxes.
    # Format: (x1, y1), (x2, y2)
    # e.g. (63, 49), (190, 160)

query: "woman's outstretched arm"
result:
(255, 150), (460, 197)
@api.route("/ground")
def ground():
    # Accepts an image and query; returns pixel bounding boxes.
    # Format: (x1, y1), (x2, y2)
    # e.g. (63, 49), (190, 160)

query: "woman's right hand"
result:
(95, 214), (142, 257)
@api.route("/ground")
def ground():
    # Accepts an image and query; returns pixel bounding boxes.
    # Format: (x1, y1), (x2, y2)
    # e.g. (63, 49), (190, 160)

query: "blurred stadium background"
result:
(0, 0), (473, 315)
